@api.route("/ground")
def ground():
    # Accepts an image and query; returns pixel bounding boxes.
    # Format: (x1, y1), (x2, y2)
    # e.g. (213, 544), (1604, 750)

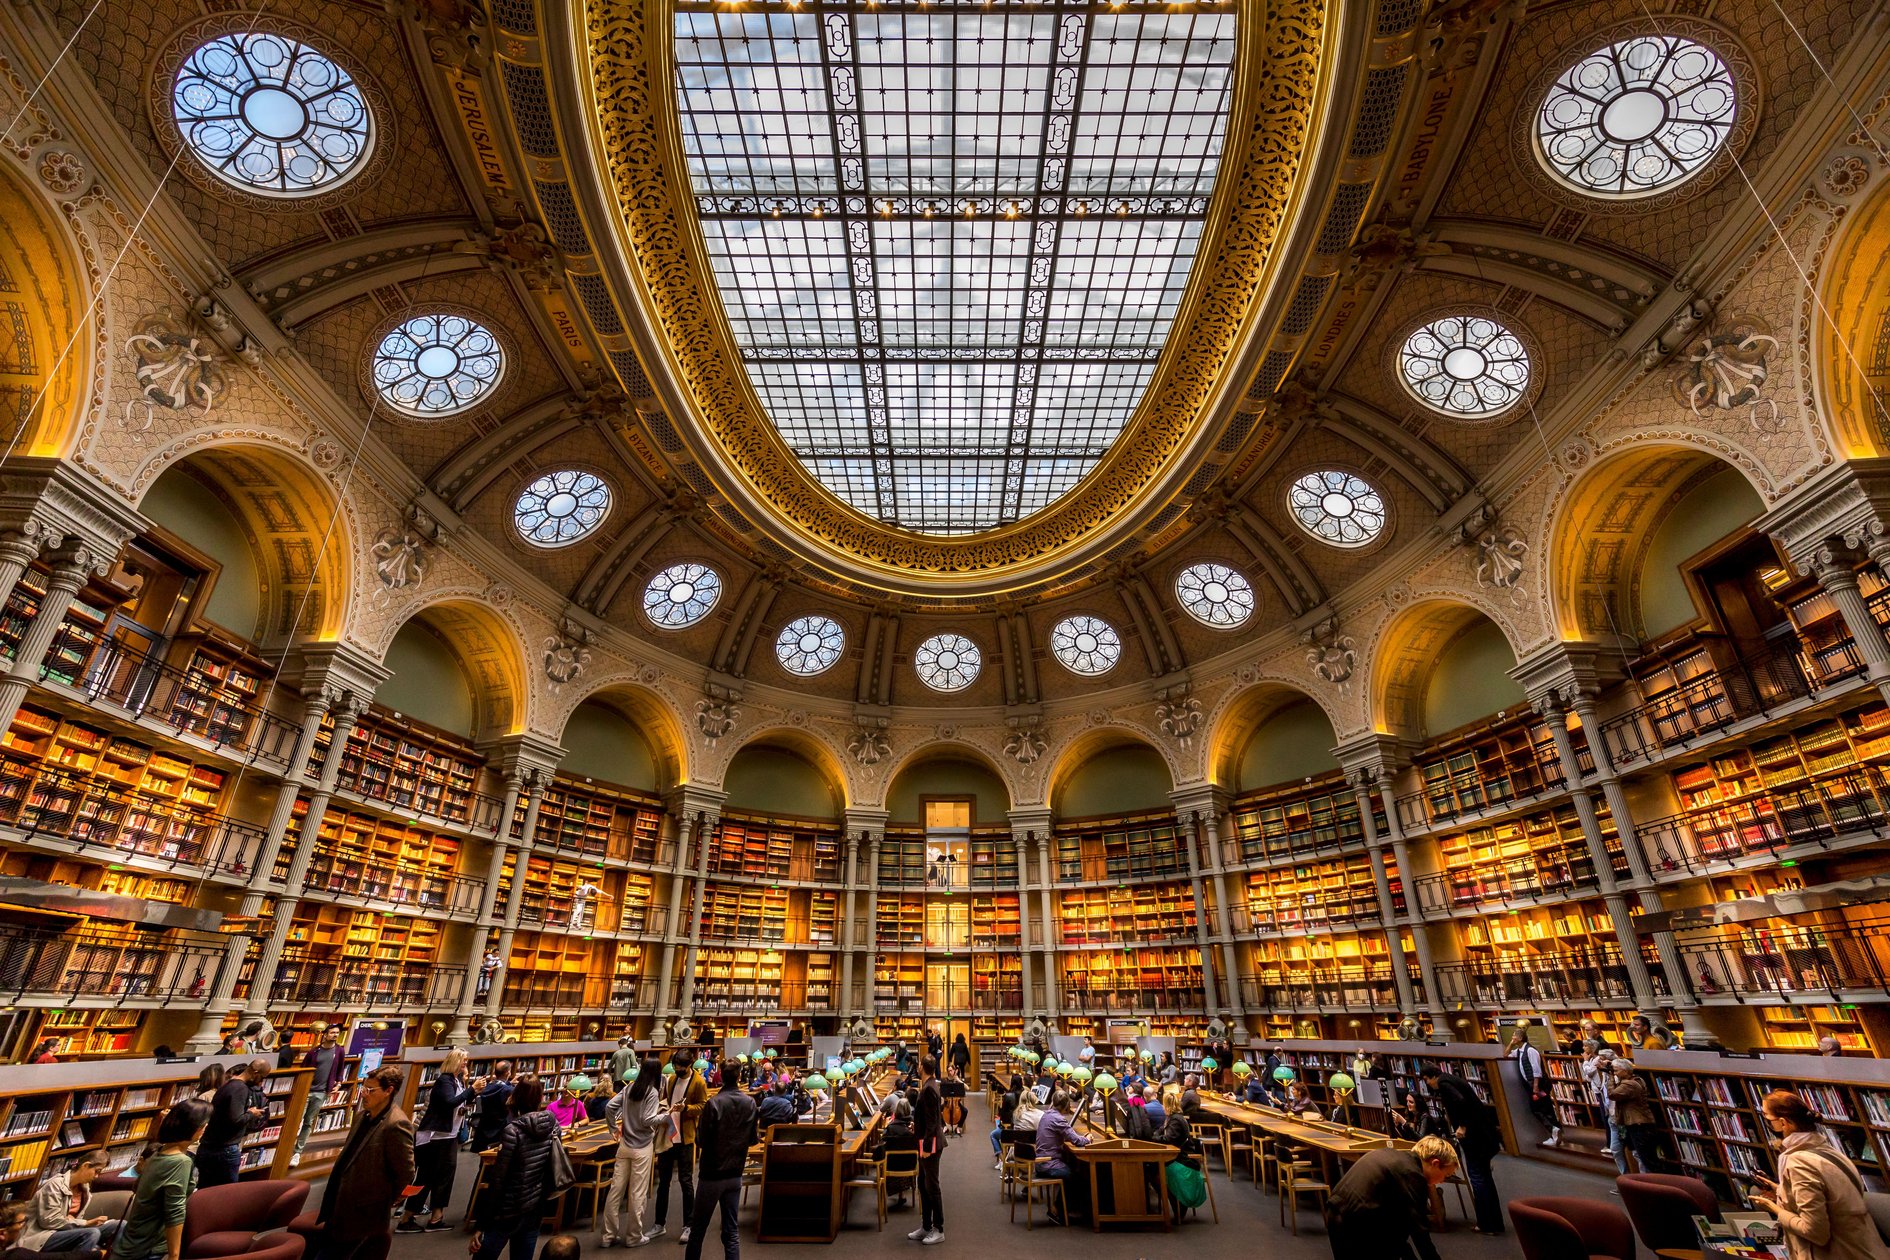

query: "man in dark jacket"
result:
(1419, 1064), (1503, 1235)
(317, 1066), (415, 1260)
(686, 1060), (757, 1260)
(755, 1083), (797, 1131)
(291, 1026), (348, 1166)
(911, 1056), (947, 1245)
(1324, 1136), (1459, 1260)
(197, 1059), (269, 1187)
(473, 1060), (516, 1151)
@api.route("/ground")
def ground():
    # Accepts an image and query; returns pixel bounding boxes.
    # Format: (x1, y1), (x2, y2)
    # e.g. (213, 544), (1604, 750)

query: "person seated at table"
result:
(1159, 1107), (1200, 1158)
(1244, 1071), (1274, 1107)
(1120, 1092), (1155, 1141)
(756, 1082), (797, 1131)
(1035, 1090), (1091, 1226)
(1177, 1075), (1202, 1122)
(1323, 1135), (1459, 1260)
(992, 1079), (1021, 1167)
(1141, 1085), (1167, 1129)
(584, 1075), (614, 1122)
(1284, 1081), (1322, 1120)
(1013, 1089), (1047, 1138)
(547, 1076), (590, 1129)
(879, 1098), (920, 1210)
(1388, 1091), (1427, 1142)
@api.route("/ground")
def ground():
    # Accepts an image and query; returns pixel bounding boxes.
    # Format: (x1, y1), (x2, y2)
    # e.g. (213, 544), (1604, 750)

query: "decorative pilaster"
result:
(1332, 733), (1435, 1019)
(668, 786), (727, 1023)
(1012, 836), (1035, 1012)
(839, 834), (860, 1013)
(847, 807), (889, 1016)
(1009, 806), (1055, 1019)
(0, 544), (109, 734)
(487, 768), (554, 1019)
(449, 769), (527, 1043)
(1348, 768), (1418, 1015)
(1170, 785), (1234, 1018)
(652, 811), (695, 1025)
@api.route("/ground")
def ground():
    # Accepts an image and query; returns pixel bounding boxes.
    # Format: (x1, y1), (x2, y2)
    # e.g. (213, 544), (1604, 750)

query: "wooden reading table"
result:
(1070, 1137), (1175, 1231)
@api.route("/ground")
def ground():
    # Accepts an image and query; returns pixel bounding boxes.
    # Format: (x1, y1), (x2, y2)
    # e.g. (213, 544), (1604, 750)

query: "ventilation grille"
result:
(1349, 65), (1409, 159)
(756, 538), (798, 563)
(712, 504), (749, 532)
(644, 409), (684, 452)
(609, 350), (650, 397)
(501, 62), (559, 158)
(572, 274), (624, 335)
(1102, 538), (1146, 564)
(1316, 183), (1373, 255)
(1247, 350), (1296, 401)
(678, 462), (715, 494)
(1184, 463), (1224, 496)
(1146, 503), (1184, 533)
(1376, 0), (1422, 36)
(1215, 411), (1258, 454)
(1281, 274), (1334, 337)
(534, 181), (590, 257)
(490, 0), (537, 34)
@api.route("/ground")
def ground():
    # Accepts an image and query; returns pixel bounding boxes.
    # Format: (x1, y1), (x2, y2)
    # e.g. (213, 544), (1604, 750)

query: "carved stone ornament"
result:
(36, 149), (85, 196)
(1303, 618), (1358, 692)
(695, 684), (740, 745)
(122, 318), (226, 432)
(1156, 684), (1204, 749)
(1474, 525), (1529, 589)
(543, 619), (594, 690)
(1672, 321), (1781, 434)
(484, 221), (559, 289)
(307, 437), (343, 470)
(847, 720), (892, 767)
(371, 526), (429, 591)
(1003, 722), (1047, 766)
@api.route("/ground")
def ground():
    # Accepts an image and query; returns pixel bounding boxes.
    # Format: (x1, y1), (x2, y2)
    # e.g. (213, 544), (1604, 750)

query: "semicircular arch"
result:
(1367, 597), (1526, 738)
(0, 161), (87, 458)
(1045, 724), (1182, 812)
(374, 595), (531, 740)
(557, 679), (691, 794)
(1816, 175), (1890, 458)
(1204, 680), (1337, 791)
(717, 725), (852, 814)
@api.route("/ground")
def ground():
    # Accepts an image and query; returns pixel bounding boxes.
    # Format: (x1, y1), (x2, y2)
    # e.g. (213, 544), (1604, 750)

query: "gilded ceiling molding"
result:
(573, 0), (1364, 594)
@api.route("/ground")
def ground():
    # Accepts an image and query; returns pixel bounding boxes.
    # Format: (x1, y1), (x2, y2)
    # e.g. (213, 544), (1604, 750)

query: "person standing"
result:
(1581, 1047), (1619, 1157)
(27, 1039), (57, 1065)
(1323, 1136), (1459, 1260)
(313, 1066), (414, 1260)
(910, 1056), (946, 1245)
(684, 1059), (757, 1260)
(108, 1101), (206, 1260)
(474, 1060), (517, 1151)
(1749, 1090), (1890, 1260)
(610, 1036), (639, 1090)
(22, 1154), (119, 1253)
(1419, 1064), (1503, 1236)
(399, 1049), (471, 1233)
(947, 1034), (970, 1081)
(196, 1060), (268, 1188)
(602, 1055), (664, 1248)
(926, 1028), (943, 1067)
(1629, 1015), (1676, 1050)
(290, 1026), (347, 1167)
(652, 1050), (708, 1245)
(1508, 1029), (1561, 1147)
(1608, 1060), (1663, 1174)
(473, 1076), (562, 1260)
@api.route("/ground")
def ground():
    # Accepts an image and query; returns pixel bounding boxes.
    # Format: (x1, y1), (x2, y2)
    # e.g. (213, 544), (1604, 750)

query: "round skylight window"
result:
(171, 32), (372, 195)
(1175, 563), (1255, 628)
(1051, 616), (1123, 676)
(1398, 314), (1532, 419)
(643, 562), (722, 629)
(776, 616), (845, 676)
(914, 633), (981, 693)
(371, 313), (505, 418)
(1536, 35), (1736, 198)
(1288, 471), (1387, 548)
(514, 470), (611, 548)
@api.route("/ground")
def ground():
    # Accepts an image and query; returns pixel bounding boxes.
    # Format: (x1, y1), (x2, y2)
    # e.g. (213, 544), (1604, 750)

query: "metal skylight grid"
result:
(676, 2), (1234, 534)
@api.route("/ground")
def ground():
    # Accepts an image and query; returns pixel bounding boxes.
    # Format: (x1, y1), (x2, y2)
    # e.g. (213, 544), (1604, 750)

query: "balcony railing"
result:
(295, 858), (485, 917)
(1601, 640), (1846, 770)
(1059, 921), (1199, 947)
(1238, 967), (1401, 1010)
(1675, 922), (1890, 1001)
(1054, 986), (1204, 1012)
(1229, 895), (1403, 936)
(1412, 848), (1611, 915)
(0, 749), (265, 876)
(336, 762), (504, 836)
(1431, 948), (1656, 1007)
(0, 926), (232, 1002)
(38, 631), (302, 769)
(265, 956), (466, 1008)
(1635, 767), (1890, 878)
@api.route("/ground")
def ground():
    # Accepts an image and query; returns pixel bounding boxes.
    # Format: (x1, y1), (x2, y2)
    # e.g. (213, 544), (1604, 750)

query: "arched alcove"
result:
(1371, 599), (1525, 740)
(724, 743), (842, 818)
(375, 599), (528, 740)
(1049, 735), (1173, 818)
(380, 620), (477, 737)
(1234, 697), (1339, 792)
(140, 465), (262, 638)
(559, 700), (661, 793)
(1817, 175), (1890, 458)
(885, 755), (1012, 825)
(0, 162), (85, 457)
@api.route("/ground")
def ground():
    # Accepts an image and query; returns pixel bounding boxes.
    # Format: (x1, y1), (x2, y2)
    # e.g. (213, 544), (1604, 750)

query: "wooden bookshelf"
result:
(316, 708), (483, 827)
(1052, 811), (1189, 882)
(534, 777), (664, 863)
(705, 813), (842, 883)
(1407, 711), (1585, 828)
(967, 832), (1020, 889)
(1419, 801), (1623, 913)
(1238, 850), (1397, 933)
(699, 884), (790, 942)
(1057, 881), (1196, 945)
(1060, 945), (1204, 1012)
(874, 954), (925, 1013)
(284, 803), (465, 911)
(500, 931), (623, 1009)
(1243, 930), (1401, 1010)
(1225, 776), (1381, 869)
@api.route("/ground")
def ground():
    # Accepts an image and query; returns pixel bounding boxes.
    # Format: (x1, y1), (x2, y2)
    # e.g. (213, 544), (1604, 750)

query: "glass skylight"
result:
(914, 632), (981, 693)
(675, 4), (1236, 533)
(1536, 35), (1736, 198)
(1287, 470), (1386, 548)
(1050, 615), (1122, 676)
(172, 32), (372, 196)
(776, 614), (846, 676)
(1398, 314), (1532, 419)
(372, 313), (504, 418)
(1175, 562), (1254, 628)
(514, 470), (611, 548)
(643, 562), (722, 629)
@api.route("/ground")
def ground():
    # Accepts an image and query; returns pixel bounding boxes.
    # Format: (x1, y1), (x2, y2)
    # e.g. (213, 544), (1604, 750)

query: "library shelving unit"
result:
(1415, 801), (1626, 915)
(967, 832), (1020, 889)
(705, 812), (842, 883)
(1632, 1046), (1890, 1200)
(698, 885), (791, 943)
(970, 1015), (1022, 1078)
(1060, 945), (1205, 1012)
(286, 802), (468, 913)
(1236, 849), (1400, 934)
(874, 955), (926, 1014)
(690, 946), (836, 1013)
(877, 834), (926, 887)
(1224, 776), (1381, 870)
(1242, 930), (1406, 1013)
(500, 849), (627, 934)
(1058, 882), (1197, 945)
(500, 930), (623, 1010)
(1051, 811), (1190, 883)
(1249, 1038), (1526, 1154)
(968, 894), (1021, 949)
(315, 708), (485, 829)
(875, 897), (924, 950)
(1400, 711), (1585, 831)
(404, 1040), (617, 1119)
(0, 1056), (310, 1201)
(533, 777), (664, 863)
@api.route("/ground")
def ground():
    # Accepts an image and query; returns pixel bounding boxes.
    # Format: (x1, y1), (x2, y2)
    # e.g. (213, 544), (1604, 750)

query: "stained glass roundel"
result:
(171, 32), (372, 195)
(1536, 35), (1736, 198)
(914, 633), (982, 693)
(1051, 616), (1123, 676)
(1399, 314), (1532, 419)
(643, 562), (722, 629)
(1288, 471), (1386, 548)
(371, 313), (505, 418)
(1175, 563), (1255, 628)
(514, 470), (611, 548)
(776, 615), (845, 676)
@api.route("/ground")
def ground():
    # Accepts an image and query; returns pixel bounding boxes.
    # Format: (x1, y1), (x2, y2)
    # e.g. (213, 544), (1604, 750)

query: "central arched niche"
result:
(886, 756), (1011, 825)
(1373, 600), (1525, 740)
(379, 619), (477, 737)
(139, 464), (263, 639)
(1050, 736), (1173, 818)
(1235, 697), (1339, 792)
(1638, 463), (1765, 637)
(1424, 617), (1525, 736)
(724, 742), (842, 818)
(559, 700), (662, 793)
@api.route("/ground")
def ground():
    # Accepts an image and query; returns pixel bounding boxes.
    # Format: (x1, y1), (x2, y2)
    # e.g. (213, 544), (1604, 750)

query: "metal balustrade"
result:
(295, 858), (486, 916)
(1601, 640), (1838, 769)
(0, 926), (233, 1003)
(1228, 897), (1404, 936)
(1431, 949), (1660, 1008)
(1674, 922), (1890, 1001)
(1238, 967), (1400, 1010)
(335, 759), (504, 835)
(1633, 766), (1890, 878)
(265, 954), (466, 1008)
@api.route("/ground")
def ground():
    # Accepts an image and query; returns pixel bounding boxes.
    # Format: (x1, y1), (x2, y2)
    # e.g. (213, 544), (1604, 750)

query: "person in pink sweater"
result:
(546, 1076), (590, 1130)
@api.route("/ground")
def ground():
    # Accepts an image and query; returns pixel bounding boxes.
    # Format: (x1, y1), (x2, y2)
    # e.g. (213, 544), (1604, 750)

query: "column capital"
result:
(1509, 641), (1617, 710)
(1006, 806), (1053, 841)
(481, 732), (567, 782)
(0, 457), (146, 563)
(1329, 732), (1419, 780)
(843, 805), (890, 842)
(284, 642), (393, 705)
(667, 784), (728, 827)
(1167, 783), (1230, 822)
(1753, 457), (1890, 568)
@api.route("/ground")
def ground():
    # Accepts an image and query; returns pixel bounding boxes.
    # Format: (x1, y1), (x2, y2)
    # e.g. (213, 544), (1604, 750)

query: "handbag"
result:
(549, 1135), (576, 1196)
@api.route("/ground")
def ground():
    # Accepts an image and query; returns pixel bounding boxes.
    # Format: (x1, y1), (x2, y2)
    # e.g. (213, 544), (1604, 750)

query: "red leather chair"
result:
(1511, 1195), (1638, 1260)
(1618, 1173), (1720, 1260)
(184, 1181), (303, 1258)
(189, 1234), (306, 1260)
(261, 1182), (310, 1233)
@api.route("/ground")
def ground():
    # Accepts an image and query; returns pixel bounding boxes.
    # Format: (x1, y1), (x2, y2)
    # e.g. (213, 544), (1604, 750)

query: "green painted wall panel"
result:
(1423, 618), (1524, 736)
(1640, 465), (1764, 637)
(378, 622), (476, 737)
(559, 702), (660, 792)
(886, 759), (1011, 824)
(140, 468), (261, 638)
(1056, 744), (1173, 816)
(1236, 699), (1340, 791)
(724, 745), (839, 818)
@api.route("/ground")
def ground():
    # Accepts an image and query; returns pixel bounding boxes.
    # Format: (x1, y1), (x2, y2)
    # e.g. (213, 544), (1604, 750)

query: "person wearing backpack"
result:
(474, 1075), (564, 1260)
(1750, 1090), (1890, 1260)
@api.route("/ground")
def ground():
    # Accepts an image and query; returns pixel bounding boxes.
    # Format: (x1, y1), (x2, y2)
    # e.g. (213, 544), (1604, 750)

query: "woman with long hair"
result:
(474, 1075), (564, 1260)
(601, 1056), (665, 1249)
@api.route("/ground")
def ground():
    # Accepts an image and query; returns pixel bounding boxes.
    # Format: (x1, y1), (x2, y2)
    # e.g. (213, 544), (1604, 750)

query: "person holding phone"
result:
(1748, 1090), (1890, 1260)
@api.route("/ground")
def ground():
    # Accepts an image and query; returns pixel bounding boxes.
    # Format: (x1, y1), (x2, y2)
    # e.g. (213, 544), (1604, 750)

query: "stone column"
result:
(1812, 547), (1890, 704)
(1200, 808), (1245, 1021)
(241, 694), (369, 1020)
(862, 832), (883, 1012)
(182, 934), (259, 1054)
(839, 835), (859, 1013)
(678, 807), (719, 1018)
(1012, 836), (1035, 1012)
(1180, 812), (1221, 1012)
(449, 770), (526, 1042)
(0, 545), (103, 733)
(1035, 834), (1061, 1015)
(1376, 791), (1440, 1014)
(1535, 693), (1662, 1012)
(653, 810), (695, 1024)
(239, 692), (335, 916)
(1350, 769), (1418, 1014)
(0, 529), (47, 624)
(486, 770), (551, 1019)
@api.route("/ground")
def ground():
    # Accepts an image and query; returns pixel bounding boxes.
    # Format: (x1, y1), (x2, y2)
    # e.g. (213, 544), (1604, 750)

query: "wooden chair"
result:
(842, 1154), (886, 1230)
(739, 1151), (765, 1210)
(570, 1150), (615, 1228)
(881, 1147), (920, 1212)
(1000, 1133), (1036, 1203)
(1011, 1157), (1067, 1230)
(1222, 1123), (1254, 1183)
(1193, 1122), (1225, 1171)
(1278, 1160), (1330, 1236)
